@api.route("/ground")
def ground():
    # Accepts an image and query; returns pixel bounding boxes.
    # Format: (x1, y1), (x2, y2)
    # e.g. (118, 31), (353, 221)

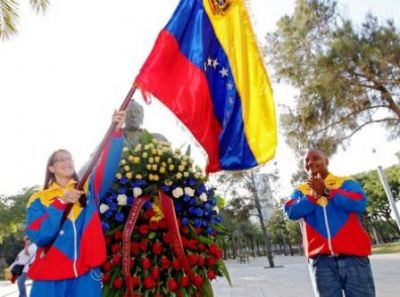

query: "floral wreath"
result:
(99, 130), (231, 297)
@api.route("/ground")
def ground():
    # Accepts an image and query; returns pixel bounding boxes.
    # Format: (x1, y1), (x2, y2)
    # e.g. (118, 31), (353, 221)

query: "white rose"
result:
(172, 187), (184, 198)
(199, 193), (208, 202)
(184, 187), (195, 197)
(99, 203), (110, 214)
(133, 187), (143, 198)
(117, 194), (128, 206)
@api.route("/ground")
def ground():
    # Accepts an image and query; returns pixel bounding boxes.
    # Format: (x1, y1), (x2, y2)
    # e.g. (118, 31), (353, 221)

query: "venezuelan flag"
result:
(135, 0), (277, 173)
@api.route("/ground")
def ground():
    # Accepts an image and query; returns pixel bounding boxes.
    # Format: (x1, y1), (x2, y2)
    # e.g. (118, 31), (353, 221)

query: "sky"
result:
(0, 0), (399, 196)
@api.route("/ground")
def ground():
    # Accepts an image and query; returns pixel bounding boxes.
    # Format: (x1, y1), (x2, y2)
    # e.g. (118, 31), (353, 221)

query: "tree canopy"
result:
(266, 0), (400, 157)
(0, 0), (48, 40)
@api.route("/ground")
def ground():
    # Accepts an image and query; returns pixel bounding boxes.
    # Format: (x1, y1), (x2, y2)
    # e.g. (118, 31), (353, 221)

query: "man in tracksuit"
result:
(285, 149), (375, 297)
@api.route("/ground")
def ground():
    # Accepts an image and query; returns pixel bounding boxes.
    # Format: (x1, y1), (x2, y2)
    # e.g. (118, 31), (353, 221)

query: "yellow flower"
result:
(124, 165), (130, 171)
(155, 156), (160, 163)
(165, 180), (173, 186)
(167, 158), (172, 164)
(152, 138), (158, 144)
(116, 173), (122, 179)
(162, 162), (167, 167)
(142, 152), (148, 158)
(153, 175), (160, 181)
(128, 155), (134, 161)
(120, 159), (127, 165)
(159, 167), (166, 174)
(181, 161), (187, 166)
(178, 165), (185, 172)
(152, 149), (157, 154)
(126, 172), (133, 179)
(133, 157), (140, 164)
(169, 164), (175, 171)
(152, 164), (158, 171)
(123, 147), (129, 152)
(146, 164), (152, 170)
(183, 172), (189, 177)
(149, 157), (154, 164)
(135, 174), (143, 179)
(176, 172), (183, 179)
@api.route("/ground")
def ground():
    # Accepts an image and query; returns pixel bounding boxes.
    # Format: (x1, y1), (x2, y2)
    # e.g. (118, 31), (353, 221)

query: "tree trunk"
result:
(251, 172), (275, 268)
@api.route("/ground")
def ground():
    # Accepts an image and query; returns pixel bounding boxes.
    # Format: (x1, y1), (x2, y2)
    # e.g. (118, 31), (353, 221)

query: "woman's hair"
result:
(44, 149), (79, 189)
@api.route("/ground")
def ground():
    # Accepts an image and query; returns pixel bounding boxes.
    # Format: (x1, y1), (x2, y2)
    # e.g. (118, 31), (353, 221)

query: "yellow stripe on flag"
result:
(203, 0), (277, 164)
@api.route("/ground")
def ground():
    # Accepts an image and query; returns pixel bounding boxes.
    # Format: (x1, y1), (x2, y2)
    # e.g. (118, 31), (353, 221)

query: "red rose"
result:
(105, 237), (111, 245)
(172, 259), (181, 270)
(180, 275), (190, 287)
(187, 239), (197, 250)
(144, 209), (155, 219)
(167, 279), (178, 291)
(207, 270), (217, 280)
(131, 242), (140, 255)
(112, 277), (123, 289)
(176, 292), (183, 297)
(207, 256), (216, 266)
(188, 254), (198, 265)
(209, 244), (223, 259)
(102, 261), (112, 272)
(190, 275), (203, 288)
(194, 227), (202, 235)
(102, 273), (110, 283)
(131, 275), (140, 288)
(154, 294), (163, 297)
(197, 255), (205, 266)
(151, 267), (160, 279)
(114, 230), (123, 240)
(111, 243), (121, 254)
(112, 254), (121, 264)
(160, 256), (170, 270)
(139, 239), (149, 251)
(149, 220), (159, 230)
(143, 277), (156, 289)
(180, 226), (189, 234)
(142, 257), (152, 270)
(163, 233), (172, 244)
(158, 219), (167, 229)
(152, 242), (163, 255)
(139, 224), (149, 235)
(198, 244), (206, 251)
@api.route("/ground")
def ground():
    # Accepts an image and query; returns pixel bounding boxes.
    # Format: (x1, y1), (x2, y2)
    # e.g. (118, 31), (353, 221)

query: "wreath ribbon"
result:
(122, 191), (194, 297)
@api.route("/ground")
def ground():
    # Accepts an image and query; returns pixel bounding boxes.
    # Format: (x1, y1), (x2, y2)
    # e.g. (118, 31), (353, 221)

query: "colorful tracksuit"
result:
(25, 131), (124, 295)
(284, 173), (371, 258)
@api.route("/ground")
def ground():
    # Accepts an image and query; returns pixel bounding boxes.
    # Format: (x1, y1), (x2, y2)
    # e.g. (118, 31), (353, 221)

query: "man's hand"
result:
(307, 174), (325, 197)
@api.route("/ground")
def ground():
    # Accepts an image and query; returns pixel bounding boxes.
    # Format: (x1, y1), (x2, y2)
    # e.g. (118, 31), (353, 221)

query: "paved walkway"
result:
(1, 253), (399, 297)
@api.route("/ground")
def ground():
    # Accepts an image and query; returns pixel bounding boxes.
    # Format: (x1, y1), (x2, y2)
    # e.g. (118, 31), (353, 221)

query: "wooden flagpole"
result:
(77, 85), (137, 207)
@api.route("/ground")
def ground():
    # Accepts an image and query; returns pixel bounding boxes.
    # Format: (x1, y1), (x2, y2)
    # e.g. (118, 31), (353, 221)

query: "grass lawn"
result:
(372, 241), (400, 254)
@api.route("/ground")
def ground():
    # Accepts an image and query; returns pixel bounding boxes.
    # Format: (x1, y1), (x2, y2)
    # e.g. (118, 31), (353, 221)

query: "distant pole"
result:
(377, 166), (400, 232)
(250, 172), (275, 268)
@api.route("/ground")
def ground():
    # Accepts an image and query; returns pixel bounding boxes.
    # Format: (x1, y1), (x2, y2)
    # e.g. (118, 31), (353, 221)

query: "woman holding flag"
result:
(25, 111), (126, 297)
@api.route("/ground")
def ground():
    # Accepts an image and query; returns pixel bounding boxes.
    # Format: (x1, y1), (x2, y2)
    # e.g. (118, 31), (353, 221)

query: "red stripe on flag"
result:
(136, 30), (222, 172)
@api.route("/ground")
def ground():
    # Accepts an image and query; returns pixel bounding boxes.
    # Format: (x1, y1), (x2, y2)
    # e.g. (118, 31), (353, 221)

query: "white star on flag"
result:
(219, 67), (229, 77)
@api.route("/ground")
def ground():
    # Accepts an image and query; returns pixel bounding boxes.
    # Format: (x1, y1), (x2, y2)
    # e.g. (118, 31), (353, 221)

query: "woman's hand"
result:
(113, 110), (126, 131)
(60, 189), (84, 204)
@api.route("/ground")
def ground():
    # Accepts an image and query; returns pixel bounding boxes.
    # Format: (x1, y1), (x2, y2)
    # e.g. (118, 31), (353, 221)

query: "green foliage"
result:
(0, 187), (36, 243)
(354, 165), (400, 235)
(0, 0), (49, 40)
(267, 0), (400, 157)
